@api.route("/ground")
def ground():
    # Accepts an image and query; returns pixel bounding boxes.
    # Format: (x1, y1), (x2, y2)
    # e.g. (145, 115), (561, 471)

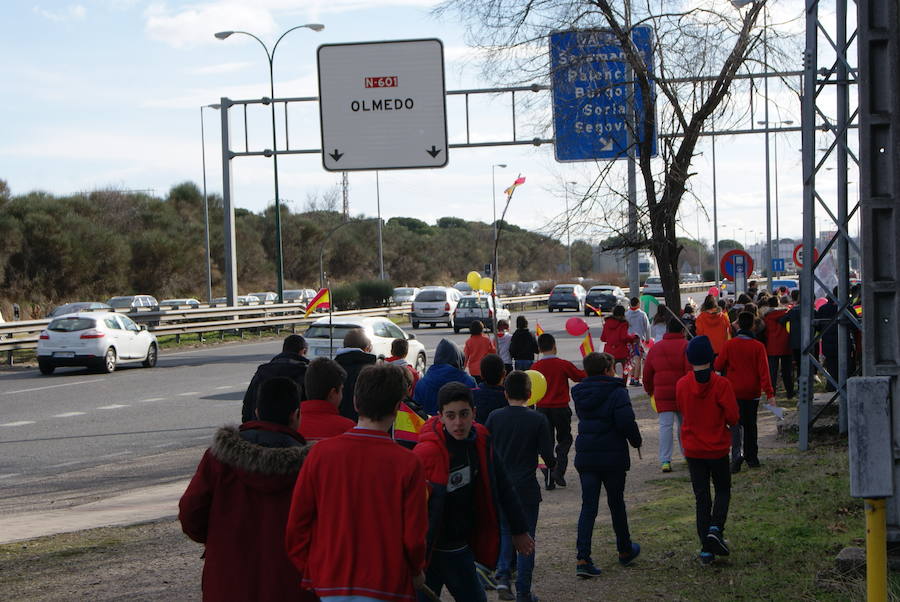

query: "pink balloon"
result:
(814, 297), (828, 310)
(565, 317), (590, 336)
(708, 286), (720, 297)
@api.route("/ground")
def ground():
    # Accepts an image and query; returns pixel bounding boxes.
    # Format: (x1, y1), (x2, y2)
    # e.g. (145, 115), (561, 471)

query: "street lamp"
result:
(565, 181), (577, 273)
(759, 118), (794, 274)
(215, 24), (324, 302)
(491, 163), (507, 276)
(200, 103), (220, 303)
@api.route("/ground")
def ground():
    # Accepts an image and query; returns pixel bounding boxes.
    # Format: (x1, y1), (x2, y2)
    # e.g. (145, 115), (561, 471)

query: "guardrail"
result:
(0, 294), (551, 362)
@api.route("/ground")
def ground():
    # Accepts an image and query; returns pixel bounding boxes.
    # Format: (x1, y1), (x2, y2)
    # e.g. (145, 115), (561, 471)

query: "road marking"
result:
(98, 451), (132, 459)
(48, 460), (84, 468)
(215, 386), (233, 390)
(152, 442), (176, 448)
(190, 435), (211, 441)
(0, 474), (21, 480)
(0, 421), (36, 427)
(53, 412), (86, 418)
(178, 392), (200, 396)
(140, 397), (166, 402)
(96, 404), (129, 410)
(4, 379), (103, 395)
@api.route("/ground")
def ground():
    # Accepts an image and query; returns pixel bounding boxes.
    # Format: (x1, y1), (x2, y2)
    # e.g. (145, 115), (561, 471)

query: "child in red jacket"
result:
(601, 306), (638, 377)
(464, 320), (496, 383)
(676, 336), (740, 565)
(715, 312), (776, 474)
(533, 333), (586, 490)
(763, 296), (794, 398)
(642, 318), (690, 473)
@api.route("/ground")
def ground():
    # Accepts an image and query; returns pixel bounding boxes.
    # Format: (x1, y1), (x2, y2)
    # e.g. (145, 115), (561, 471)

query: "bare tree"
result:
(436, 0), (777, 310)
(303, 185), (341, 214)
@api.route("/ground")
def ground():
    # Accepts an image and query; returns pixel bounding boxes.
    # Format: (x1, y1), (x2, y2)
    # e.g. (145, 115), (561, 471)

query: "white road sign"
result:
(317, 38), (448, 171)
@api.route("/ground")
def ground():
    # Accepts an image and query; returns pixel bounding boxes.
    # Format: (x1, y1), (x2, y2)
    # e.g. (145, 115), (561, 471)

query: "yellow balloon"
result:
(480, 276), (493, 292)
(467, 271), (481, 290)
(525, 370), (547, 406)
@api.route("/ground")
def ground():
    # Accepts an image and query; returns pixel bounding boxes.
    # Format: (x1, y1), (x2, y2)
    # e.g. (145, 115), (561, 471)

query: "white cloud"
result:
(33, 4), (87, 22)
(143, 2), (278, 48)
(188, 61), (254, 75)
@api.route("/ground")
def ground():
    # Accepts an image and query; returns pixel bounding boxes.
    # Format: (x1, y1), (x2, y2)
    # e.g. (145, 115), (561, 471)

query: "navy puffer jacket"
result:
(572, 375), (642, 472)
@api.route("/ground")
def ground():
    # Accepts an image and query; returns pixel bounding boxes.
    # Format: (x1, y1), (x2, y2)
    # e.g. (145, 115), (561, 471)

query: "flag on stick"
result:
(579, 332), (594, 357)
(535, 322), (545, 337)
(304, 288), (330, 317)
(393, 402), (426, 443)
(586, 303), (603, 317)
(503, 175), (526, 196)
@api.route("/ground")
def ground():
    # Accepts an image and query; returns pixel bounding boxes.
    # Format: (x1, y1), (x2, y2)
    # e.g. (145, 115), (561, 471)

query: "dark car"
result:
(48, 302), (113, 318)
(548, 284), (586, 312)
(584, 285), (628, 315)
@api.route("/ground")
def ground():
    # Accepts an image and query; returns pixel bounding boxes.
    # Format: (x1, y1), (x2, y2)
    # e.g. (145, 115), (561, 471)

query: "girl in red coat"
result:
(600, 306), (638, 376)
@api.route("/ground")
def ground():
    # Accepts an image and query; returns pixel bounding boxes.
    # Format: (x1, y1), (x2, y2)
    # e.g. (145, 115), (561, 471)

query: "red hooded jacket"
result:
(695, 309), (731, 353)
(715, 335), (774, 400)
(642, 332), (690, 413)
(298, 399), (355, 442)
(763, 308), (791, 356)
(600, 318), (637, 361)
(675, 372), (740, 459)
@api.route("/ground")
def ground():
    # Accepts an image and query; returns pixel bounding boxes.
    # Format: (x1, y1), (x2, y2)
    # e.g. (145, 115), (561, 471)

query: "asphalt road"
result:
(0, 295), (704, 504)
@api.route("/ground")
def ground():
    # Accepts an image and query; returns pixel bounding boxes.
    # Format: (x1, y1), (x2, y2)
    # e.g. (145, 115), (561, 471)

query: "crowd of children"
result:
(180, 297), (796, 600)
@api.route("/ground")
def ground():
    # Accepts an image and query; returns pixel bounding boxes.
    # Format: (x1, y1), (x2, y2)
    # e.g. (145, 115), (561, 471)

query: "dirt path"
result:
(0, 391), (784, 601)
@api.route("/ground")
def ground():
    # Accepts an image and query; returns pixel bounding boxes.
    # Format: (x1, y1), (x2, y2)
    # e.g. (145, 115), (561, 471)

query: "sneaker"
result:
(618, 542), (641, 566)
(699, 551), (715, 565)
(496, 575), (514, 601)
(705, 527), (730, 556)
(554, 473), (567, 488)
(516, 594), (539, 602)
(730, 457), (743, 474)
(629, 378), (642, 387)
(576, 560), (602, 579)
(661, 462), (672, 473)
(746, 458), (760, 468)
(475, 562), (497, 590)
(542, 468), (555, 491)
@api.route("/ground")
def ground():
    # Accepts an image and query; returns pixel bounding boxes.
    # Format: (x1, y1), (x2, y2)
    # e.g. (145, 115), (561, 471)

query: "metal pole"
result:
(376, 171), (384, 279)
(763, 8), (774, 292)
(712, 116), (720, 286)
(866, 499), (889, 602)
(836, 0), (850, 434)
(625, 2), (639, 297)
(266, 55), (286, 303)
(200, 105), (215, 303)
(492, 164), (506, 277)
(565, 183), (572, 273)
(220, 98), (239, 306)
(773, 126), (781, 269)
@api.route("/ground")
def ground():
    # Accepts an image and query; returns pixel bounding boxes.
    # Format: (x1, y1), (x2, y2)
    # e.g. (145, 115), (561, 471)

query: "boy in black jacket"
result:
(571, 352), (642, 578)
(486, 371), (555, 601)
(509, 315), (540, 371)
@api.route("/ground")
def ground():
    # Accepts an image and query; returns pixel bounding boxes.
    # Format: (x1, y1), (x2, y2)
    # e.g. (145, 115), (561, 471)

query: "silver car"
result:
(410, 287), (462, 329)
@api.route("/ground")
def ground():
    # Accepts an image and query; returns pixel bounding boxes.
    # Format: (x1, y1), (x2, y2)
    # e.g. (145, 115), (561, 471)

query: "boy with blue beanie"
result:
(675, 336), (740, 565)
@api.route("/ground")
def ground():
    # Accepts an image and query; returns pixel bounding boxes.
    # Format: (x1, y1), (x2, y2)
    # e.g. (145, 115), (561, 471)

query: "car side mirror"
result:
(407, 333), (416, 340)
(140, 324), (147, 331)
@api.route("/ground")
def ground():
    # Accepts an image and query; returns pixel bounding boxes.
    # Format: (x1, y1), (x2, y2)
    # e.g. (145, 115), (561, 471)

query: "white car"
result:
(304, 316), (427, 375)
(452, 295), (511, 333)
(37, 312), (158, 375)
(249, 292), (278, 303)
(642, 277), (665, 297)
(211, 296), (261, 306)
(159, 298), (200, 309)
(392, 287), (421, 305)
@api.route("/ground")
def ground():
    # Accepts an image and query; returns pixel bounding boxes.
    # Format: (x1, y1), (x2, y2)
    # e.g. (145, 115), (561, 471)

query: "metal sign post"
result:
(318, 39), (448, 172)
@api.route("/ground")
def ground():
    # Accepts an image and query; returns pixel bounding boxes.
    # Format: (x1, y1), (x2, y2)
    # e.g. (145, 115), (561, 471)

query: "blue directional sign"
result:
(550, 27), (657, 162)
(772, 258), (785, 273)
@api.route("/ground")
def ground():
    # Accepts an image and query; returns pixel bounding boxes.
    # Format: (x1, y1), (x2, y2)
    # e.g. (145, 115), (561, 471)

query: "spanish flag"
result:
(304, 288), (330, 317)
(535, 322), (545, 337)
(579, 332), (594, 358)
(393, 402), (426, 443)
(586, 303), (603, 317)
(503, 175), (526, 196)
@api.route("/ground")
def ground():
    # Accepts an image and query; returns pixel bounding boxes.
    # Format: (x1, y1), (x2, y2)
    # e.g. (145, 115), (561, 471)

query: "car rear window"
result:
(48, 317), (96, 332)
(458, 297), (489, 309)
(108, 297), (134, 308)
(646, 278), (661, 284)
(553, 286), (574, 293)
(304, 325), (362, 340)
(415, 290), (447, 302)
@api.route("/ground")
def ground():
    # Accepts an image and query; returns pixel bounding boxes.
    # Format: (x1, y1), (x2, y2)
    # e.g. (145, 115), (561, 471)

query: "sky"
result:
(0, 0), (858, 257)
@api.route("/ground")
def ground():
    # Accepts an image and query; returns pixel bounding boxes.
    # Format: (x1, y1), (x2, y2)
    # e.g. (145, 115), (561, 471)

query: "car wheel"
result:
(415, 352), (427, 377)
(584, 309), (591, 317)
(412, 320), (419, 329)
(142, 343), (158, 368)
(98, 347), (117, 373)
(38, 360), (55, 375)
(453, 325), (460, 334)
(548, 307), (553, 313)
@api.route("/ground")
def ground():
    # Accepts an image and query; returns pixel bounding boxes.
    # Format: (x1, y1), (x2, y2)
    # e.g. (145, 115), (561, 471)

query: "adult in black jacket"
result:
(509, 315), (539, 371)
(241, 335), (309, 423)
(815, 288), (857, 392)
(334, 328), (377, 421)
(571, 352), (642, 575)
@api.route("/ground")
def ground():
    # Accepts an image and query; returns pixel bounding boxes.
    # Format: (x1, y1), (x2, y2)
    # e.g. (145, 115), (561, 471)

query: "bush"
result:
(331, 284), (359, 310)
(356, 279), (394, 308)
(702, 268), (715, 281)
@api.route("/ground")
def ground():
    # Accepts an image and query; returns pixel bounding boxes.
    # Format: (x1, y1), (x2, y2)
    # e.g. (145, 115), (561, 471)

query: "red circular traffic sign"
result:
(719, 249), (754, 282)
(792, 244), (819, 268)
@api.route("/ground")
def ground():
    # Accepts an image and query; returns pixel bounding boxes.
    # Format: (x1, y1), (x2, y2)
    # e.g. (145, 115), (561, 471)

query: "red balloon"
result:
(708, 286), (720, 297)
(565, 317), (590, 336)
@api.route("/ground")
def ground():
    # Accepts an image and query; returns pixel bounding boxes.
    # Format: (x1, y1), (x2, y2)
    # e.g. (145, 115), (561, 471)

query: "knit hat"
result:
(685, 335), (714, 366)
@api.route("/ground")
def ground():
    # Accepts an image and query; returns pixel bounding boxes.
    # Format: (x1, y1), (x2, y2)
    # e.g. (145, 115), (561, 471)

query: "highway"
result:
(0, 297), (704, 508)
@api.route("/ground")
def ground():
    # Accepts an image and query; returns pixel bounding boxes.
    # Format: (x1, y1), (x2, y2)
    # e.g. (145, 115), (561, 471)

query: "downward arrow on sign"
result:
(426, 145), (442, 158)
(329, 149), (343, 161)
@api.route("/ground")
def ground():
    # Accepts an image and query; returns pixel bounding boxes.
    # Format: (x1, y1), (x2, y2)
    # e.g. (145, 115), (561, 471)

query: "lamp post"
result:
(759, 118), (794, 275)
(376, 171), (384, 280)
(215, 24), (324, 302)
(491, 163), (507, 277)
(566, 181), (577, 274)
(200, 103), (220, 304)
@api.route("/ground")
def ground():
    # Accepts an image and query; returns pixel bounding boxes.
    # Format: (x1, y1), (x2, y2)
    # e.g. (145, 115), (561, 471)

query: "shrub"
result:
(356, 279), (394, 308)
(331, 284), (359, 310)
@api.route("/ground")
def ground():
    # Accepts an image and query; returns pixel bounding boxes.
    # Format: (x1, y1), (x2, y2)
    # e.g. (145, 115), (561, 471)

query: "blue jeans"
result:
(658, 411), (683, 464)
(421, 546), (487, 602)
(514, 359), (534, 371)
(496, 502), (540, 596)
(576, 470), (632, 560)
